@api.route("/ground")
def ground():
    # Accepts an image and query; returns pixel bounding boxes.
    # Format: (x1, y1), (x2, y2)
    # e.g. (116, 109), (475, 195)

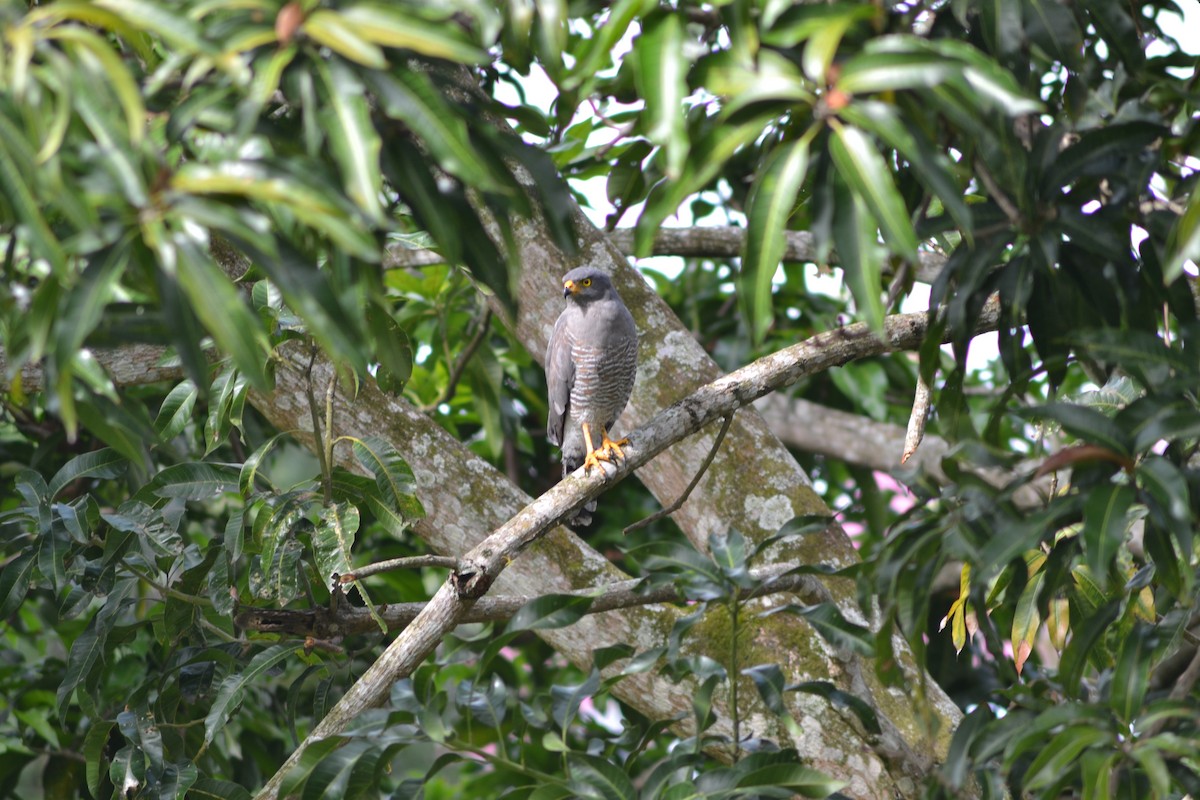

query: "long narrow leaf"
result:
(741, 139), (809, 343)
(830, 122), (919, 261)
(204, 645), (296, 746)
(317, 60), (383, 222)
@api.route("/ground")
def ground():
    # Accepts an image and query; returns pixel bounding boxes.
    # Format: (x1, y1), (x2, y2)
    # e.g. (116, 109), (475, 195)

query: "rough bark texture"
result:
(477, 164), (969, 796)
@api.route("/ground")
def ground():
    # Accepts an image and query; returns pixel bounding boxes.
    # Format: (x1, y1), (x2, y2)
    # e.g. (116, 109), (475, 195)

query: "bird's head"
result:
(562, 267), (614, 301)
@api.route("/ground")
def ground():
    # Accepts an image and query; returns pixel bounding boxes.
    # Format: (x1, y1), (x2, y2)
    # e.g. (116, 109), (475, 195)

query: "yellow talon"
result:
(601, 432), (629, 462)
(581, 423), (626, 473)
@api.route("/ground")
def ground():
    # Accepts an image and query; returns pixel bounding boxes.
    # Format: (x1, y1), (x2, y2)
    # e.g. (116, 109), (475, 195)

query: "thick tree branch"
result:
(383, 225), (948, 284)
(754, 392), (1050, 509)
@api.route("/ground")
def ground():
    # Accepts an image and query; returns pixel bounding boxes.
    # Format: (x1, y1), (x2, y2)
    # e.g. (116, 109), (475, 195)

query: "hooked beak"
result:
(563, 280), (578, 297)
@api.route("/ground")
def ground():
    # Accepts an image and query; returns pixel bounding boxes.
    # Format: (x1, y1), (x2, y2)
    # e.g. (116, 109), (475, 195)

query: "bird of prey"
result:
(545, 267), (639, 526)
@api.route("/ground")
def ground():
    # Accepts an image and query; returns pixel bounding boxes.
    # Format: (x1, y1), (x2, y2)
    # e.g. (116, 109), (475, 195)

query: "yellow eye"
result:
(581, 278), (592, 286)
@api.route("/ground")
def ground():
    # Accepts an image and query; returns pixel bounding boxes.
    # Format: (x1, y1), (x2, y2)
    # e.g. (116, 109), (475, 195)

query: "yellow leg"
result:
(581, 423), (603, 472)
(581, 423), (627, 473)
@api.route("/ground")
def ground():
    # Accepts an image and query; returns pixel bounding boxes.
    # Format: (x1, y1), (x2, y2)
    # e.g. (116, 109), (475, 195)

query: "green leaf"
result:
(1110, 623), (1155, 724)
(83, 720), (115, 799)
(95, 0), (210, 51)
(367, 70), (501, 192)
(763, 3), (876, 50)
(1164, 185), (1200, 284)
(633, 13), (690, 180)
(0, 550), (37, 620)
(1021, 403), (1131, 456)
(1081, 484), (1133, 590)
(0, 117), (67, 271)
(172, 236), (272, 390)
(830, 122), (919, 261)
(1043, 122), (1166, 194)
(340, 4), (487, 63)
(349, 435), (417, 513)
(761, 602), (875, 657)
(505, 594), (596, 633)
(741, 138), (809, 343)
(312, 503), (360, 585)
(188, 778), (253, 800)
(364, 300), (412, 393)
(171, 160), (377, 260)
(790, 681), (882, 735)
(1058, 600), (1120, 696)
(239, 433), (287, 496)
(1137, 455), (1191, 526)
(48, 448), (126, 500)
(277, 737), (346, 798)
(838, 50), (959, 93)
(840, 101), (972, 239)
(1129, 745), (1170, 799)
(155, 380), (199, 441)
(301, 740), (376, 800)
(157, 762), (199, 800)
(567, 752), (636, 800)
(57, 581), (134, 717)
(800, 6), (869, 83)
(831, 173), (886, 331)
(1086, 0), (1145, 72)
(551, 668), (600, 730)
(317, 59), (383, 222)
(1022, 725), (1112, 791)
(204, 645), (297, 746)
(735, 763), (846, 797)
(150, 462), (240, 500)
(634, 116), (771, 256)
(303, 9), (386, 68)
(46, 25), (145, 146)
(562, 0), (652, 91)
(743, 663), (788, 715)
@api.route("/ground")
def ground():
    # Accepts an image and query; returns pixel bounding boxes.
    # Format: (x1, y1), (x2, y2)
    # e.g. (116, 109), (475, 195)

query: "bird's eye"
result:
(582, 278), (592, 286)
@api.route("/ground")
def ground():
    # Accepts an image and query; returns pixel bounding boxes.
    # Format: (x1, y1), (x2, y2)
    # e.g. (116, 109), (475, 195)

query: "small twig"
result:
(901, 373), (933, 465)
(305, 348), (333, 506)
(323, 369), (337, 505)
(1168, 644), (1200, 702)
(974, 158), (1022, 226)
(1144, 641), (1200, 738)
(624, 413), (735, 535)
(419, 308), (492, 413)
(343, 555), (459, 581)
(885, 260), (912, 312)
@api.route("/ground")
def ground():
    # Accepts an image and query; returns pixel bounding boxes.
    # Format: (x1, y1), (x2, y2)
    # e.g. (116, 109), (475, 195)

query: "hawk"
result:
(545, 267), (639, 526)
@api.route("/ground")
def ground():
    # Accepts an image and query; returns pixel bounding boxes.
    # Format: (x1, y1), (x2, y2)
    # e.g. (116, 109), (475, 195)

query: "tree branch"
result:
(753, 392), (1050, 509)
(382, 225), (948, 285)
(254, 300), (1001, 800)
(238, 560), (830, 638)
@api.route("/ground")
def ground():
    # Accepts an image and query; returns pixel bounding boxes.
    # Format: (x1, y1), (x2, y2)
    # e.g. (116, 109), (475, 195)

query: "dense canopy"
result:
(0, 1), (1198, 798)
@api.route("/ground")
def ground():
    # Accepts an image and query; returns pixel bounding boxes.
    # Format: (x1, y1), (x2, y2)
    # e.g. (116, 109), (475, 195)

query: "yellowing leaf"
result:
(1011, 572), (1045, 676)
(1047, 597), (1069, 651)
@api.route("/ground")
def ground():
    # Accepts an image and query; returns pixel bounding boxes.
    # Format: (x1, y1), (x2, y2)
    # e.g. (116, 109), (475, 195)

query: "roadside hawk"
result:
(546, 267), (639, 526)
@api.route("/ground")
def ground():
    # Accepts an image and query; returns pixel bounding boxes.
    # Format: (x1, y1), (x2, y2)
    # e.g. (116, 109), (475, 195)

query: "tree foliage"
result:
(1, 0), (1198, 798)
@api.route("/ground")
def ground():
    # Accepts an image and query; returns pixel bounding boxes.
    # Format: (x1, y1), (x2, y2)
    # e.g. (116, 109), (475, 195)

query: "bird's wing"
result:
(545, 313), (575, 446)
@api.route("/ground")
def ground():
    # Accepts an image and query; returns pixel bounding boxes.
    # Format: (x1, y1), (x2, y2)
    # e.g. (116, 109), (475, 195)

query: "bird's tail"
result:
(562, 459), (596, 527)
